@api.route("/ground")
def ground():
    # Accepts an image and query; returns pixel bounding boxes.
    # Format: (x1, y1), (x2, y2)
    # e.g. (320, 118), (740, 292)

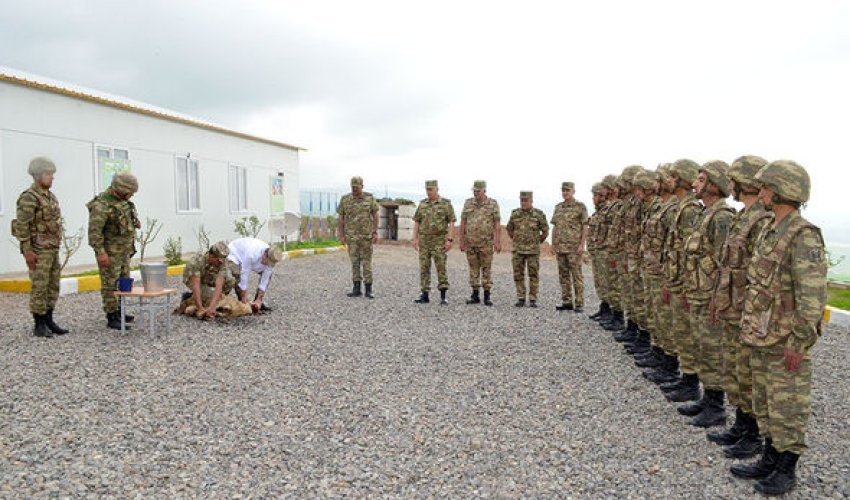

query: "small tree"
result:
(233, 215), (266, 238)
(59, 219), (85, 271)
(135, 217), (163, 262)
(196, 224), (212, 252)
(163, 236), (183, 266)
(827, 249), (845, 269)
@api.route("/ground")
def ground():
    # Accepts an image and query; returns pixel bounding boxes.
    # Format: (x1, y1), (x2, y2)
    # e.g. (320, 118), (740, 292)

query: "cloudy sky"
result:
(2, 0), (849, 241)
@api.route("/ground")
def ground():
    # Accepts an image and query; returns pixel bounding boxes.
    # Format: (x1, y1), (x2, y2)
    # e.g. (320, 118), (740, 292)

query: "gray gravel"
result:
(1, 245), (848, 498)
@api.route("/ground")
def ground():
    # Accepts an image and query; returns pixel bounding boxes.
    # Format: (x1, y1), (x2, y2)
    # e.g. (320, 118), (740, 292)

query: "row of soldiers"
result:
(585, 157), (827, 496)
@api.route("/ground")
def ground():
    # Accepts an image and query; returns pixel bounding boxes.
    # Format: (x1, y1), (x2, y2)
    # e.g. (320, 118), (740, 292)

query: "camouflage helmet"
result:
(754, 160), (810, 203)
(111, 172), (139, 195)
(671, 159), (700, 184)
(728, 155), (768, 186)
(615, 175), (629, 189)
(656, 163), (672, 180)
(591, 182), (605, 194)
(632, 170), (656, 190)
(28, 157), (56, 177)
(620, 165), (644, 184)
(602, 174), (618, 190)
(699, 160), (731, 197)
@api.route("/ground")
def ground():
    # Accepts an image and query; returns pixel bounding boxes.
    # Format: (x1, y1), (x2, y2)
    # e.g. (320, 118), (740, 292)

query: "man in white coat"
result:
(227, 237), (284, 313)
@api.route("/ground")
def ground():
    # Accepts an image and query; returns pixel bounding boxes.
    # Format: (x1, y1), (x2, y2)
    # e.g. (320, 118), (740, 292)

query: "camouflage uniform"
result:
(506, 196), (548, 301)
(183, 245), (236, 302)
(413, 185), (456, 292)
(551, 186), (588, 307)
(621, 167), (647, 329)
(460, 187), (500, 291)
(644, 194), (678, 353)
(587, 183), (608, 307)
(13, 181), (62, 315)
(603, 193), (626, 313)
(637, 184), (662, 338)
(337, 184), (379, 284)
(87, 175), (141, 315)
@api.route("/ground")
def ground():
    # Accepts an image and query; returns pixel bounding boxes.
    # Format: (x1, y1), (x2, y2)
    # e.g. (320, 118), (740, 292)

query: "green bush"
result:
(163, 236), (184, 266)
(828, 286), (850, 311)
(234, 215), (266, 238)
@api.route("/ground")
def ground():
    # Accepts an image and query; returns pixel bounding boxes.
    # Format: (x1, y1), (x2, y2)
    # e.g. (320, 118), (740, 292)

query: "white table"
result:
(114, 287), (177, 336)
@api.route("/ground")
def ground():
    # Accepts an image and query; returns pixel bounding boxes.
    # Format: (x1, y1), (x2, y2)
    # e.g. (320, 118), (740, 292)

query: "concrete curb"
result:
(825, 306), (850, 327)
(0, 246), (345, 295)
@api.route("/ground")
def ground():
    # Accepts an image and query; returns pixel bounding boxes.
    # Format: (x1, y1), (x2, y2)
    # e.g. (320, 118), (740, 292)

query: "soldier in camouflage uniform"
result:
(337, 176), (379, 298)
(506, 191), (548, 307)
(12, 157), (68, 337)
(587, 181), (609, 319)
(708, 155), (772, 459)
(459, 180), (501, 306)
(631, 169), (664, 364)
(590, 175), (619, 323)
(182, 241), (236, 319)
(660, 159), (704, 403)
(730, 161), (827, 496)
(599, 176), (626, 331)
(616, 166), (648, 345)
(678, 161), (735, 427)
(550, 182), (588, 312)
(88, 172), (141, 330)
(412, 180), (456, 305)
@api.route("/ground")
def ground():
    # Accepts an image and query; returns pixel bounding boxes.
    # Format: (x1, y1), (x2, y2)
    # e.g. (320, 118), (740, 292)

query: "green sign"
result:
(100, 158), (131, 191)
(270, 175), (285, 215)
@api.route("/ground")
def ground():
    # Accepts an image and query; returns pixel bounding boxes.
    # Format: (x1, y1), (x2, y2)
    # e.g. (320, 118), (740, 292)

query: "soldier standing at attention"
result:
(506, 191), (548, 308)
(586, 181), (609, 319)
(337, 176), (379, 298)
(459, 180), (501, 306)
(183, 241), (235, 319)
(87, 172), (141, 330)
(550, 182), (589, 312)
(12, 157), (68, 337)
(412, 180), (456, 305)
(730, 161), (827, 496)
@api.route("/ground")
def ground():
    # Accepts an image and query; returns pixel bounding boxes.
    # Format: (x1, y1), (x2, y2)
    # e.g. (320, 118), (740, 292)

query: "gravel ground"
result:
(1, 245), (848, 498)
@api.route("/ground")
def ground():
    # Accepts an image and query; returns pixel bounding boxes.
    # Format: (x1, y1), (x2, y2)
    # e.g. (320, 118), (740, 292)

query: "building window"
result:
(95, 144), (131, 192)
(229, 164), (248, 213)
(175, 156), (200, 212)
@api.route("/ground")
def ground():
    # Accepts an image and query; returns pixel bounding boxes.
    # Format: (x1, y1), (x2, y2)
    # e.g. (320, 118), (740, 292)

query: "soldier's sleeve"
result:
(14, 192), (37, 253)
(506, 212), (516, 234)
(182, 258), (201, 286)
(537, 210), (549, 230)
(679, 204), (700, 240)
(370, 196), (379, 214)
(88, 199), (108, 255)
(460, 199), (471, 224)
(549, 204), (559, 226)
(580, 204), (589, 225)
(711, 210), (733, 260)
(336, 196), (345, 216)
(413, 203), (422, 223)
(492, 200), (501, 223)
(447, 200), (456, 224)
(787, 227), (828, 352)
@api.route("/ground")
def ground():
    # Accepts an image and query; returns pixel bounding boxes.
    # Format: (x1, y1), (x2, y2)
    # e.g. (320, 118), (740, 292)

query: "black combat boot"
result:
(625, 330), (651, 354)
(589, 301), (609, 320)
(665, 373), (700, 402)
(723, 413), (764, 459)
(32, 313), (52, 338)
(730, 438), (778, 479)
(466, 288), (481, 304)
(555, 303), (573, 311)
(364, 283), (374, 299)
(44, 309), (69, 335)
(347, 281), (362, 297)
(106, 311), (126, 330)
(688, 389), (727, 427)
(439, 289), (448, 305)
(414, 291), (430, 304)
(678, 395), (707, 417)
(613, 320), (638, 340)
(754, 451), (799, 496)
(601, 310), (625, 331)
(593, 303), (613, 322)
(515, 298), (526, 307)
(573, 305), (583, 313)
(635, 346), (664, 368)
(708, 407), (748, 446)
(528, 299), (538, 308)
(483, 290), (493, 306)
(645, 354), (680, 384)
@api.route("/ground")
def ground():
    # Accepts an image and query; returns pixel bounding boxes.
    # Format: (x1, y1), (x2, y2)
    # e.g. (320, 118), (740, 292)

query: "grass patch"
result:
(282, 238), (342, 251)
(828, 286), (850, 311)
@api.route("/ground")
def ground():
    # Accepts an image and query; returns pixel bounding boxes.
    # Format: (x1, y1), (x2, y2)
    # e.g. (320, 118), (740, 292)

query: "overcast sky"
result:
(2, 0), (849, 241)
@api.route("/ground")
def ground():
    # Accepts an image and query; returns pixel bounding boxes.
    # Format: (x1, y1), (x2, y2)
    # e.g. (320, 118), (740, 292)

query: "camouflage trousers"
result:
(607, 252), (625, 311)
(722, 323), (753, 412)
(347, 238), (374, 284)
(626, 258), (645, 327)
(668, 289), (692, 367)
(419, 234), (449, 291)
(690, 301), (724, 390)
(512, 252), (540, 300)
(644, 274), (664, 348)
(99, 252), (131, 314)
(466, 246), (494, 290)
(590, 250), (609, 303)
(751, 343), (812, 454)
(555, 252), (584, 306)
(28, 249), (61, 315)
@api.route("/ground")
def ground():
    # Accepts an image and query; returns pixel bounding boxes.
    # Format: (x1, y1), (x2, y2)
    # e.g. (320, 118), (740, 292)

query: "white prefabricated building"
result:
(0, 67), (303, 276)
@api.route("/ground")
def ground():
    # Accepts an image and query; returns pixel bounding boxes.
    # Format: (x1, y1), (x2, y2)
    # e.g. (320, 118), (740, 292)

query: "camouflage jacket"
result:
(637, 195), (662, 273)
(461, 197), (500, 248)
(642, 196), (677, 276)
(414, 197), (456, 236)
(623, 195), (645, 260)
(12, 183), (62, 252)
(87, 190), (140, 256)
(183, 252), (230, 288)
(337, 192), (379, 240)
(602, 199), (625, 255)
(663, 193), (703, 289)
(683, 199), (734, 301)
(507, 208), (548, 254)
(587, 207), (604, 252)
(740, 211), (827, 352)
(550, 200), (588, 253)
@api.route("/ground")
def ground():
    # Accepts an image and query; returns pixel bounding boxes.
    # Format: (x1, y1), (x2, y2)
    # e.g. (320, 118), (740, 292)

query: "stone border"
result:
(0, 246), (345, 295)
(825, 306), (850, 327)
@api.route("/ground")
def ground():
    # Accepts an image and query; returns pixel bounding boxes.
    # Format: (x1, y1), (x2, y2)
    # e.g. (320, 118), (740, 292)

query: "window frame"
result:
(93, 143), (131, 194)
(174, 154), (202, 214)
(228, 163), (249, 214)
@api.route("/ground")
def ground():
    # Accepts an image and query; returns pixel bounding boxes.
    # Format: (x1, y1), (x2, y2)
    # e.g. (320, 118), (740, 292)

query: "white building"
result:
(0, 67), (303, 276)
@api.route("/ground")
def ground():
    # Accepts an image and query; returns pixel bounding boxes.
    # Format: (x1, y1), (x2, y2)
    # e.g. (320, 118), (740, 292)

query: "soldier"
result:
(87, 172), (141, 330)
(708, 155), (772, 459)
(412, 180), (456, 305)
(459, 180), (501, 306)
(659, 159), (704, 403)
(598, 177), (626, 331)
(337, 176), (379, 298)
(590, 175), (619, 323)
(586, 181), (609, 319)
(550, 182), (589, 312)
(730, 161), (826, 496)
(677, 161), (734, 427)
(630, 169), (663, 361)
(506, 191), (548, 307)
(12, 157), (68, 337)
(226, 237), (284, 312)
(183, 241), (236, 319)
(616, 166), (648, 345)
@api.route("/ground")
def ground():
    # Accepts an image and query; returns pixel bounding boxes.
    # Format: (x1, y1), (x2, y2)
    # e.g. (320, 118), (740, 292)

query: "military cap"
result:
(699, 160), (731, 197)
(591, 182), (605, 194)
(520, 191), (533, 199)
(671, 159), (700, 183)
(561, 181), (575, 190)
(425, 180), (438, 189)
(350, 176), (364, 187)
(601, 174), (618, 189)
(209, 241), (230, 258)
(754, 160), (810, 203)
(111, 172), (139, 195)
(266, 245), (284, 265)
(28, 157), (56, 177)
(472, 180), (486, 191)
(728, 155), (768, 186)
